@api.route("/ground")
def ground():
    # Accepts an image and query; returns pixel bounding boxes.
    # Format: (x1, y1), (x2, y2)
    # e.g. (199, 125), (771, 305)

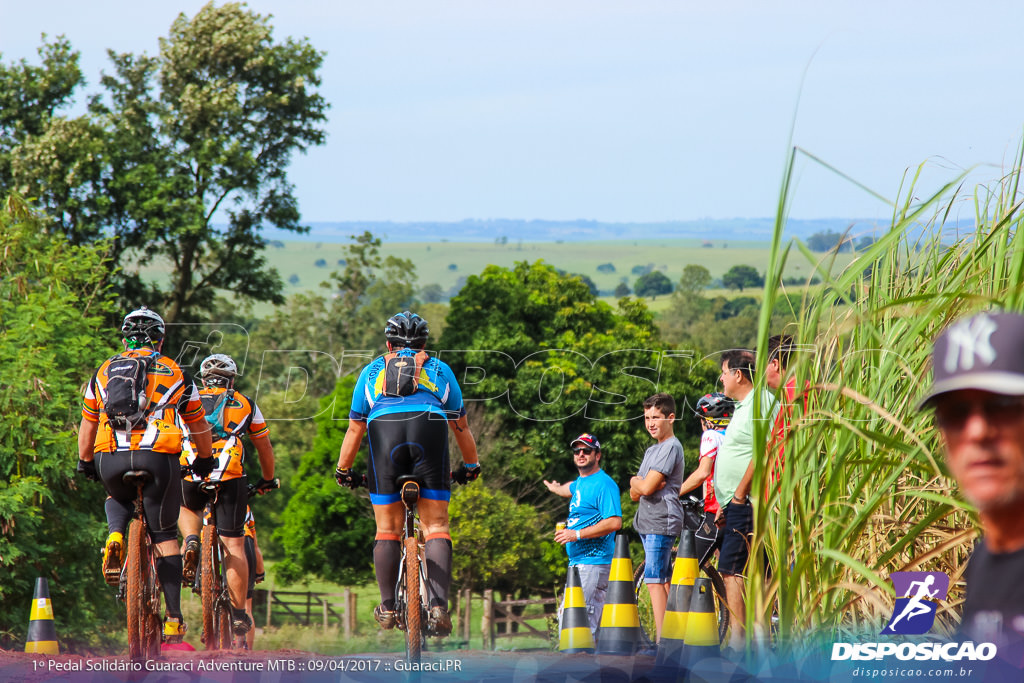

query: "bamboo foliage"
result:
(745, 142), (1024, 656)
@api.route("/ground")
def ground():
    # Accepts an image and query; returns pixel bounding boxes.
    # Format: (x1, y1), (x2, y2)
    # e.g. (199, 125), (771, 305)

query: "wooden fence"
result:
(252, 587), (558, 649)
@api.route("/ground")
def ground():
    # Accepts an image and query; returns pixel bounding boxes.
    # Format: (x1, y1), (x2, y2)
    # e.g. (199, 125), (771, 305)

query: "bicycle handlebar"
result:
(248, 477), (281, 498)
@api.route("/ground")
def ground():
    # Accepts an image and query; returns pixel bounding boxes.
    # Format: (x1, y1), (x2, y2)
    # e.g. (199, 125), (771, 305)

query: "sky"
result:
(2, 1), (1024, 224)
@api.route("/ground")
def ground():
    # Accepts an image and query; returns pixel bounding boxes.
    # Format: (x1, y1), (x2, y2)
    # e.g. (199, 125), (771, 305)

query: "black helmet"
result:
(694, 392), (734, 423)
(384, 311), (429, 348)
(121, 306), (165, 345)
(200, 353), (237, 387)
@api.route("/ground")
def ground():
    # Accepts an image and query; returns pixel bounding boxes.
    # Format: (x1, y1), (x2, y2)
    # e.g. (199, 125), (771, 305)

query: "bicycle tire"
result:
(404, 536), (422, 663)
(126, 518), (146, 660)
(201, 525), (218, 650)
(633, 559), (730, 646)
(142, 537), (162, 659)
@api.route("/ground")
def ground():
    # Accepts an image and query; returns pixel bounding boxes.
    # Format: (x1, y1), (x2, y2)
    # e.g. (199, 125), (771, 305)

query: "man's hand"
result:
(554, 527), (579, 546)
(543, 480), (562, 493)
(335, 468), (364, 489)
(629, 476), (642, 502)
(452, 463), (481, 485)
(714, 508), (726, 528)
(76, 459), (99, 481)
(191, 456), (215, 478)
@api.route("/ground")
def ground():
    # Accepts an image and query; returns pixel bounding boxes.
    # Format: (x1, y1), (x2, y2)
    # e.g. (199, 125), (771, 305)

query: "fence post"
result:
(344, 588), (353, 639)
(266, 588), (272, 628)
(323, 597), (328, 633)
(482, 589), (494, 650)
(462, 588), (472, 645)
(307, 591), (312, 625)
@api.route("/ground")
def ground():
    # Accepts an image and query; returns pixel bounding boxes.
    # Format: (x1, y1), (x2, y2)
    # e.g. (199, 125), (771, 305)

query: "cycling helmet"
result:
(384, 311), (429, 348)
(694, 392), (735, 425)
(200, 353), (237, 387)
(121, 306), (165, 346)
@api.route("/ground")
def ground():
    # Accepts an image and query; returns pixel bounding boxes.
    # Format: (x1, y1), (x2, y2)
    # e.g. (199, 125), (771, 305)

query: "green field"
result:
(134, 238), (856, 306)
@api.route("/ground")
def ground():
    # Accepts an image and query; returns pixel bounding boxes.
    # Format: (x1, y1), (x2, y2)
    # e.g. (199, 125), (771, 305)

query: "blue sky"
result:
(2, 1), (1023, 224)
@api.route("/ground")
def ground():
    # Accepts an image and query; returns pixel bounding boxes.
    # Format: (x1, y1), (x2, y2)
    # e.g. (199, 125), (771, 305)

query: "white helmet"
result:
(200, 353), (237, 387)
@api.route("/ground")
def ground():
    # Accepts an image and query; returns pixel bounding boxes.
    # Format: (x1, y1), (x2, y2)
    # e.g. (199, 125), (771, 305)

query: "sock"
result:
(156, 555), (184, 618)
(425, 538), (452, 609)
(104, 498), (131, 537)
(373, 540), (401, 608)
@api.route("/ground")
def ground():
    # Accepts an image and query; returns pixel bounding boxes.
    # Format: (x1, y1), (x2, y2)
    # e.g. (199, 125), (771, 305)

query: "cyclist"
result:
(178, 353), (277, 639)
(679, 392), (735, 563)
(335, 311), (480, 636)
(77, 307), (215, 643)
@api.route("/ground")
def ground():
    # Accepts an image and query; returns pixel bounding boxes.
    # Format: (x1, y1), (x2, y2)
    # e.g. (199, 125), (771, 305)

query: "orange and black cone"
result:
(596, 533), (639, 655)
(684, 576), (720, 666)
(559, 566), (595, 653)
(25, 577), (58, 654)
(656, 530), (698, 668)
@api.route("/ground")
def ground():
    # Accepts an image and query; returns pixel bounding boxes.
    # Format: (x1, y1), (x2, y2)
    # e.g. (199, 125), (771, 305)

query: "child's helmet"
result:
(694, 392), (735, 425)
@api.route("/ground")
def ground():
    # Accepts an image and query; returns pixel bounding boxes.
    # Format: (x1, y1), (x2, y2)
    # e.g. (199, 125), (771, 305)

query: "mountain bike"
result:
(114, 470), (163, 661)
(194, 476), (279, 650)
(633, 495), (729, 647)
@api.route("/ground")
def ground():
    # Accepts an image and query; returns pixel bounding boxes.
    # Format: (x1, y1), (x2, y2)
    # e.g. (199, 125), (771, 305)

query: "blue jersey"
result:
(566, 469), (622, 566)
(349, 349), (466, 423)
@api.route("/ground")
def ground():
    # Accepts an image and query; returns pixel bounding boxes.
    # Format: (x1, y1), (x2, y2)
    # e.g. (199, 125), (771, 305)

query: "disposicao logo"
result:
(831, 571), (997, 663)
(882, 571), (949, 635)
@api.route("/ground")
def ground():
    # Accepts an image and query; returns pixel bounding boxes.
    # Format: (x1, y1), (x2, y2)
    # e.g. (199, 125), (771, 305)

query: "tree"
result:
(807, 230), (852, 253)
(614, 281), (631, 297)
(678, 264), (712, 294)
(633, 270), (673, 297)
(7, 4), (329, 332)
(722, 265), (764, 291)
(0, 196), (121, 649)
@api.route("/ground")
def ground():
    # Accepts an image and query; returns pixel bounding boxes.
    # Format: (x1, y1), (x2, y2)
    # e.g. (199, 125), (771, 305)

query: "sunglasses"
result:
(572, 447), (595, 455)
(934, 395), (1024, 431)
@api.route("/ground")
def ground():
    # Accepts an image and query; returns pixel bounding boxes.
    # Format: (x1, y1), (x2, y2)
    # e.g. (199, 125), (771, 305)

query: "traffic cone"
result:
(684, 577), (720, 666)
(656, 530), (698, 668)
(25, 577), (58, 654)
(559, 566), (595, 653)
(596, 533), (639, 655)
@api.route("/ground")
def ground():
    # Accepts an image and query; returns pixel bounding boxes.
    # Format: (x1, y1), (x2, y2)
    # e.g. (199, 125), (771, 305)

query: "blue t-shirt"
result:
(566, 469), (622, 566)
(349, 349), (466, 423)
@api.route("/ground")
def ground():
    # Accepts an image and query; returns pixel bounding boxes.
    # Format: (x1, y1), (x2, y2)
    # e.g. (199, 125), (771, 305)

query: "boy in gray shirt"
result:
(629, 392), (685, 643)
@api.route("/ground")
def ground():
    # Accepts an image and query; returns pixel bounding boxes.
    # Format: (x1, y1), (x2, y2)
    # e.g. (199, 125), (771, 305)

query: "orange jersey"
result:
(82, 349), (205, 454)
(244, 506), (257, 540)
(180, 387), (269, 481)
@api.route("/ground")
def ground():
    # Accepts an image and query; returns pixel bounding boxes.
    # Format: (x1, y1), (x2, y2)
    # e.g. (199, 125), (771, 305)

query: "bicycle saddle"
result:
(122, 470), (152, 487)
(397, 475), (423, 506)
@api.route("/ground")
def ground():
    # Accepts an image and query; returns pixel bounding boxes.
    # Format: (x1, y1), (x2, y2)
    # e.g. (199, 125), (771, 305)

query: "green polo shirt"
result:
(713, 387), (779, 505)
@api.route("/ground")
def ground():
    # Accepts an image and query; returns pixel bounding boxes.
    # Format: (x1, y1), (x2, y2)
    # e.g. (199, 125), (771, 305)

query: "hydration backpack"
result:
(104, 352), (158, 430)
(381, 351), (429, 397)
(200, 390), (234, 440)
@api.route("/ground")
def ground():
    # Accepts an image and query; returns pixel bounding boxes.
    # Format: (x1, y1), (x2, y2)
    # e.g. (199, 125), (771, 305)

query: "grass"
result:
(739, 142), (1024, 657)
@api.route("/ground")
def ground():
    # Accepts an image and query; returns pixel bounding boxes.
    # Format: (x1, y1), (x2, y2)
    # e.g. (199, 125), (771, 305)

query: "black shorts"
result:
(718, 501), (753, 577)
(96, 449), (181, 544)
(180, 476), (248, 538)
(367, 411), (450, 505)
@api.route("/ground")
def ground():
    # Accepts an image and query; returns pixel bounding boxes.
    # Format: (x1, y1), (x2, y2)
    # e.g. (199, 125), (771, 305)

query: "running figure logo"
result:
(882, 571), (949, 635)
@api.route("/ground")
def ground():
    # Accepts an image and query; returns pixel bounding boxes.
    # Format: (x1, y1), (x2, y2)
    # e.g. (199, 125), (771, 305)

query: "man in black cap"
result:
(920, 310), (1024, 647)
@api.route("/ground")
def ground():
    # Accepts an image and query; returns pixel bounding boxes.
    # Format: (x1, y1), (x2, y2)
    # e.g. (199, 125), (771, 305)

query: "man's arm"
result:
(732, 460), (754, 503)
(629, 470), (667, 500)
(78, 417), (98, 461)
(449, 413), (479, 466)
(679, 457), (714, 496)
(336, 419), (368, 470)
(544, 480), (571, 497)
(554, 516), (622, 545)
(251, 434), (275, 480)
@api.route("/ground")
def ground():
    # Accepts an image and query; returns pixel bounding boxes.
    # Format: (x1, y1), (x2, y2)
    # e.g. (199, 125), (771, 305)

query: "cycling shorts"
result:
(96, 449), (182, 544)
(180, 476), (248, 538)
(367, 410), (450, 505)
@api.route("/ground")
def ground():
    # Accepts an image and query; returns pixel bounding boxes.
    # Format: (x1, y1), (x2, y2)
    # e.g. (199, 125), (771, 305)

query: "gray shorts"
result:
(559, 563), (611, 634)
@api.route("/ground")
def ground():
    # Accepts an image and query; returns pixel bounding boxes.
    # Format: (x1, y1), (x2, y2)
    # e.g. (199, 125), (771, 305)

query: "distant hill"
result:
(265, 217), (890, 244)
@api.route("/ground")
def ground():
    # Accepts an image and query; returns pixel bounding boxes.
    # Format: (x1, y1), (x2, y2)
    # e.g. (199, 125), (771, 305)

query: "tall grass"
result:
(745, 142), (1024, 657)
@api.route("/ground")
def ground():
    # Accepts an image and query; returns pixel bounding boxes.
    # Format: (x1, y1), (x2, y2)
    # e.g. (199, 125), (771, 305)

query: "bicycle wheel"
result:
(633, 559), (730, 646)
(126, 518), (146, 660)
(404, 536), (422, 662)
(141, 537), (162, 659)
(201, 525), (219, 650)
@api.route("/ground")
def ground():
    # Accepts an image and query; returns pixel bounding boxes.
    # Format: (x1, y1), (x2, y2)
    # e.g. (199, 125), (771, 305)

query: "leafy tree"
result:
(0, 196), (120, 650)
(420, 283), (445, 303)
(597, 262), (616, 274)
(633, 270), (673, 297)
(573, 273), (599, 296)
(678, 264), (712, 294)
(7, 4), (329, 332)
(614, 281), (631, 297)
(273, 374), (376, 585)
(722, 264), (764, 291)
(807, 230), (852, 253)
(631, 263), (654, 276)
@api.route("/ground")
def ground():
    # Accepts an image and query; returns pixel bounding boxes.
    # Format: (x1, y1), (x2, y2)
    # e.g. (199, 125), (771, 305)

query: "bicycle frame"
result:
(120, 471), (162, 661)
(394, 476), (430, 663)
(197, 482), (235, 650)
